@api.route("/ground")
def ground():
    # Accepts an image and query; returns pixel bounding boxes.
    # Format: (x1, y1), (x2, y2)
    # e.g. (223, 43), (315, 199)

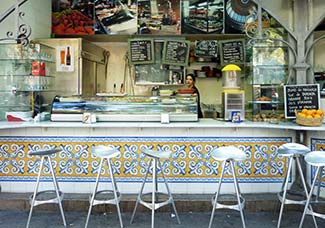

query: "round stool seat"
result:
(92, 145), (120, 159)
(29, 148), (61, 156)
(141, 148), (171, 159)
(305, 151), (325, 166)
(210, 146), (246, 161)
(277, 143), (310, 156)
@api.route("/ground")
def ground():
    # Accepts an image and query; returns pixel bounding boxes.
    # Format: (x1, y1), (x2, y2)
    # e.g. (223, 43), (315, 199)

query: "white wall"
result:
(0, 0), (51, 41)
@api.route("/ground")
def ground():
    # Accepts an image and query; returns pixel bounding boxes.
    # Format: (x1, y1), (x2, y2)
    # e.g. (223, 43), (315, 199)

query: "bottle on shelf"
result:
(271, 88), (278, 109)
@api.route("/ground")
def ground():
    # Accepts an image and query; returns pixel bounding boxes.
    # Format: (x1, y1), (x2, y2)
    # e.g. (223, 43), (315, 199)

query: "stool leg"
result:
(277, 156), (294, 228)
(48, 156), (67, 227)
(130, 159), (153, 224)
(107, 158), (124, 228)
(296, 156), (318, 227)
(26, 156), (44, 228)
(315, 166), (323, 202)
(208, 160), (226, 228)
(299, 166), (321, 228)
(151, 158), (157, 228)
(230, 159), (246, 228)
(85, 157), (104, 228)
(158, 159), (181, 224)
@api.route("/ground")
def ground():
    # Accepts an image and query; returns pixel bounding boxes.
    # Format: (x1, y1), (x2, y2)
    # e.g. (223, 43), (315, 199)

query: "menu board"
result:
(194, 40), (218, 58)
(284, 84), (320, 118)
(219, 39), (245, 65)
(162, 39), (190, 66)
(128, 38), (154, 65)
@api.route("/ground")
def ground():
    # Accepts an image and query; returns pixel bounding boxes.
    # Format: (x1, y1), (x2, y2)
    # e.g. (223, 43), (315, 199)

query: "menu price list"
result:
(163, 40), (190, 66)
(284, 84), (320, 118)
(195, 40), (218, 58)
(220, 40), (244, 65)
(128, 39), (154, 64)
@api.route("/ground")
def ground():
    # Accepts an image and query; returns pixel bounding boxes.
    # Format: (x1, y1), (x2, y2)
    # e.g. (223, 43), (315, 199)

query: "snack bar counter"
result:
(50, 95), (198, 122)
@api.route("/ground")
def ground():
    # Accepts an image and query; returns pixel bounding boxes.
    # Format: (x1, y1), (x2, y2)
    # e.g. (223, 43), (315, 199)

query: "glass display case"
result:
(50, 95), (198, 122)
(250, 42), (288, 122)
(0, 42), (56, 121)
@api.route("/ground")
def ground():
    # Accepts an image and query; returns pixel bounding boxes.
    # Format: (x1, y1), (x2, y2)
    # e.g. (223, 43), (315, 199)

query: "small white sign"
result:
(161, 113), (170, 124)
(83, 113), (96, 124)
(56, 46), (74, 72)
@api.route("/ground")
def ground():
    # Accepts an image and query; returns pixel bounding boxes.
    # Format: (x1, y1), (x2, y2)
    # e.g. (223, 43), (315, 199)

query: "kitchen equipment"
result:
(221, 64), (241, 89)
(222, 89), (245, 121)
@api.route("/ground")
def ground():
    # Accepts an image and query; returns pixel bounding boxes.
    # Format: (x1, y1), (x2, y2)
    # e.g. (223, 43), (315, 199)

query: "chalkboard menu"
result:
(194, 40), (218, 58)
(162, 39), (190, 66)
(219, 39), (245, 65)
(128, 38), (154, 65)
(284, 84), (320, 118)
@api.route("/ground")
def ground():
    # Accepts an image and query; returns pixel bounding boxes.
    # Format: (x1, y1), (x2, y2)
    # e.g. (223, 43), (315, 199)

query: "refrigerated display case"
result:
(50, 94), (198, 122)
(0, 42), (56, 121)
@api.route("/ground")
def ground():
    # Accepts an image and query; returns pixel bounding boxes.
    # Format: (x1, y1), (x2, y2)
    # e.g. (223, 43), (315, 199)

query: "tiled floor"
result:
(0, 210), (324, 228)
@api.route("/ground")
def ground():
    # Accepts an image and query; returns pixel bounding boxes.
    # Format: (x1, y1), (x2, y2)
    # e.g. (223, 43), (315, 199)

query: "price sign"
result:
(194, 40), (218, 58)
(128, 38), (154, 64)
(284, 84), (320, 118)
(162, 39), (190, 66)
(219, 39), (245, 65)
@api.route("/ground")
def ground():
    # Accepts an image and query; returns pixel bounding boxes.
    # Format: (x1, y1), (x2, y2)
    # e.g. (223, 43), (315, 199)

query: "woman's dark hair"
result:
(186, 73), (196, 82)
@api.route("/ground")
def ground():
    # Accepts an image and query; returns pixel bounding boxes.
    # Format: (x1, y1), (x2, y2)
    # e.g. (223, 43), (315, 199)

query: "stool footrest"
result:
(29, 190), (64, 207)
(90, 190), (121, 206)
(306, 207), (325, 220)
(277, 192), (306, 205)
(139, 192), (173, 211)
(212, 194), (245, 212)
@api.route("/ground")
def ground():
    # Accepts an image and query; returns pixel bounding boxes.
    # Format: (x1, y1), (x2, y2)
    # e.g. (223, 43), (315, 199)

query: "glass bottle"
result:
(66, 47), (71, 66)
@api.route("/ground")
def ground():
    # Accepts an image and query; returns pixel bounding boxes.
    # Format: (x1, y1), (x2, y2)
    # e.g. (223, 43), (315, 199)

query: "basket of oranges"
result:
(295, 109), (324, 126)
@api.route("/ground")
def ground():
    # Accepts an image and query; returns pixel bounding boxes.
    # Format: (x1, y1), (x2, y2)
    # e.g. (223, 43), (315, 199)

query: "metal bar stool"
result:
(26, 148), (66, 228)
(130, 147), (181, 228)
(299, 151), (325, 228)
(276, 143), (317, 228)
(208, 145), (247, 228)
(84, 145), (123, 228)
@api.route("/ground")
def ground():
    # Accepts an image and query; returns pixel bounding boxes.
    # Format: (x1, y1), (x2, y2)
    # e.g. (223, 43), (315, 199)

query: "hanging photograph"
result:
(181, 0), (224, 34)
(224, 0), (256, 34)
(137, 0), (181, 35)
(51, 0), (95, 35)
(95, 0), (137, 34)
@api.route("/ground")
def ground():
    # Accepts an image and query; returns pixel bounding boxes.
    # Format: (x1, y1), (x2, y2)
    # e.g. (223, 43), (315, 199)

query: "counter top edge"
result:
(0, 119), (324, 131)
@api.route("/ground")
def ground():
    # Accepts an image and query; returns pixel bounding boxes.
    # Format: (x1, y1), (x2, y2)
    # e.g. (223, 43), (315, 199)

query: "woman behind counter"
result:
(185, 73), (203, 118)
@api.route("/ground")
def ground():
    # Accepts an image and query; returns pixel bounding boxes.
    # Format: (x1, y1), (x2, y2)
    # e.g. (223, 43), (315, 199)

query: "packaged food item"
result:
(32, 61), (46, 76)
(231, 111), (241, 123)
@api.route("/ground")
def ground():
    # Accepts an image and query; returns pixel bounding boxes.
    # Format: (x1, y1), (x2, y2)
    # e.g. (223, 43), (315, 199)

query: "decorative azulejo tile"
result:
(0, 136), (292, 184)
(310, 138), (325, 188)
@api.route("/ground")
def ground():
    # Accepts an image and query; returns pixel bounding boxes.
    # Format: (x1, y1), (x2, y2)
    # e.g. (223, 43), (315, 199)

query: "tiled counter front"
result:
(0, 126), (295, 194)
(308, 133), (325, 195)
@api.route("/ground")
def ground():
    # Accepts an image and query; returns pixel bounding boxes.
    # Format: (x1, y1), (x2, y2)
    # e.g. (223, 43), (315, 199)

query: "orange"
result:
(297, 112), (306, 118)
(314, 114), (321, 118)
(316, 109), (323, 115)
(302, 108), (308, 114)
(306, 110), (314, 116)
(306, 115), (313, 119)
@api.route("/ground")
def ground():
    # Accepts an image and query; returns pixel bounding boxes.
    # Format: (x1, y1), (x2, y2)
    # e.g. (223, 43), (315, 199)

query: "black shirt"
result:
(191, 86), (203, 118)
